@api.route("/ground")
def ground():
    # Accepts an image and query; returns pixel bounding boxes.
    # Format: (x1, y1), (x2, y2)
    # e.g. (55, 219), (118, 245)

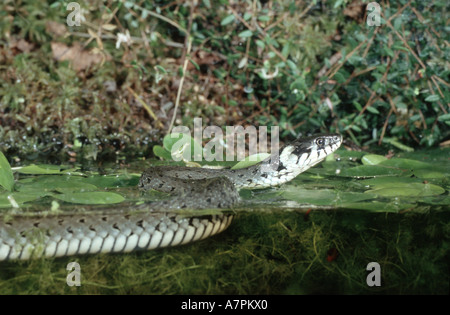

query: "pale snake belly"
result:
(0, 134), (342, 260)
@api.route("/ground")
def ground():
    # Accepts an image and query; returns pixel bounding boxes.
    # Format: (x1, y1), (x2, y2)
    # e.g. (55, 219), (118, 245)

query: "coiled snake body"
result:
(0, 134), (342, 261)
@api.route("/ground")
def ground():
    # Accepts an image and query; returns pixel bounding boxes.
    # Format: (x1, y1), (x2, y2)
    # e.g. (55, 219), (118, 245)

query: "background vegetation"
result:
(0, 0), (448, 164)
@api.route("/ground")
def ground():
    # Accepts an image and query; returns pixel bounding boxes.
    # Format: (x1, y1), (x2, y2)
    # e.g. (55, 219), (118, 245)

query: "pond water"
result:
(0, 147), (448, 294)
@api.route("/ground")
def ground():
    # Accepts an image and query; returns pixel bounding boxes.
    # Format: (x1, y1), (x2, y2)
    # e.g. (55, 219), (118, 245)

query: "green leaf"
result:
(238, 30), (253, 38)
(382, 137), (414, 152)
(424, 94), (440, 102)
(189, 58), (200, 71)
(383, 47), (394, 57)
(337, 165), (410, 178)
(360, 177), (421, 188)
(281, 187), (377, 207)
(155, 65), (167, 74)
(153, 145), (173, 160)
(366, 106), (380, 114)
(255, 40), (265, 49)
(220, 14), (235, 26)
(437, 113), (450, 122)
(18, 176), (98, 193)
(366, 183), (445, 197)
(378, 158), (432, 169)
(0, 152), (14, 191)
(334, 72), (346, 83)
(124, 2), (134, 9)
(202, 0), (211, 9)
(16, 164), (65, 175)
(361, 154), (388, 165)
(163, 133), (203, 162)
(0, 192), (44, 208)
(413, 168), (447, 179)
(53, 192), (125, 205)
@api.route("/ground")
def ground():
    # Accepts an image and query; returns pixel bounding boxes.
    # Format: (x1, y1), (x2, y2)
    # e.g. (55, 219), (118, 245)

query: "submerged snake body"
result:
(0, 134), (342, 260)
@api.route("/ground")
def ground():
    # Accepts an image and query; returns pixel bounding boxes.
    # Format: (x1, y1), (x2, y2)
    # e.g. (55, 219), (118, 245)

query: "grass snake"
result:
(0, 134), (342, 261)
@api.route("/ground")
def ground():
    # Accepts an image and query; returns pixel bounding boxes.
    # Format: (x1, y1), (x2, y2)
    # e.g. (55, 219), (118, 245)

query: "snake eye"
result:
(316, 138), (324, 146)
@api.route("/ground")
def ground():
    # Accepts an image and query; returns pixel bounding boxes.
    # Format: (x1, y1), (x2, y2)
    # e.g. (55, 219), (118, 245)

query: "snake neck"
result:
(227, 134), (342, 189)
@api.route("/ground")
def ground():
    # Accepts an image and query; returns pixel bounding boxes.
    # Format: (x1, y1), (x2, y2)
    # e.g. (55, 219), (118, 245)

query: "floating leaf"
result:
(359, 177), (422, 188)
(18, 176), (98, 192)
(378, 158), (432, 169)
(16, 164), (65, 175)
(0, 192), (44, 208)
(413, 168), (447, 179)
(337, 165), (409, 178)
(361, 154), (387, 165)
(82, 175), (140, 188)
(280, 187), (377, 206)
(52, 192), (125, 204)
(365, 182), (445, 197)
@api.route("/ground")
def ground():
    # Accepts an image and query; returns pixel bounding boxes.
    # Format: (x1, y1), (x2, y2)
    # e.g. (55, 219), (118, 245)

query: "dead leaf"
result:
(45, 21), (67, 37)
(16, 39), (34, 53)
(183, 49), (223, 71)
(344, 0), (366, 21)
(101, 24), (117, 31)
(10, 37), (35, 54)
(51, 42), (110, 72)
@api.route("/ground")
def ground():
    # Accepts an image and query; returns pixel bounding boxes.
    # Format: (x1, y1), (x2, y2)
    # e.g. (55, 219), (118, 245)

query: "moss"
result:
(0, 210), (448, 294)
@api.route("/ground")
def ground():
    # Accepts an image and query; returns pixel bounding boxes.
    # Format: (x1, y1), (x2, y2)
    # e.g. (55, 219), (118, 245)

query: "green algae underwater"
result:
(0, 147), (448, 294)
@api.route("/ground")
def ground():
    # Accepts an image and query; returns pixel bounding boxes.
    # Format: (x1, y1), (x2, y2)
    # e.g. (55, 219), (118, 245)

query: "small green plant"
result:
(0, 152), (14, 191)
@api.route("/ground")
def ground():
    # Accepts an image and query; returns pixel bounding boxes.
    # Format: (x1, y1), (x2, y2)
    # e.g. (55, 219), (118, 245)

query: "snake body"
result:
(0, 134), (342, 260)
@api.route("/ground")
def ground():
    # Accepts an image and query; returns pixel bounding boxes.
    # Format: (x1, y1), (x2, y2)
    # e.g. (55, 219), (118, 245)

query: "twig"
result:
(379, 108), (394, 145)
(386, 94), (399, 115)
(427, 79), (448, 114)
(69, 32), (185, 48)
(168, 36), (193, 134)
(327, 40), (366, 79)
(131, 3), (188, 35)
(167, 1), (196, 134)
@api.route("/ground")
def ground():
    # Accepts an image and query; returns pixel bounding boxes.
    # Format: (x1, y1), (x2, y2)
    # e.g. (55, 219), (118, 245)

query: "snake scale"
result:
(0, 134), (342, 261)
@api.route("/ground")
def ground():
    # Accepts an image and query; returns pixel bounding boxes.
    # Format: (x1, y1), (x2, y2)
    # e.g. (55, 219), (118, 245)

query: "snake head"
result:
(291, 133), (343, 157)
(266, 133), (342, 173)
(252, 133), (342, 187)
